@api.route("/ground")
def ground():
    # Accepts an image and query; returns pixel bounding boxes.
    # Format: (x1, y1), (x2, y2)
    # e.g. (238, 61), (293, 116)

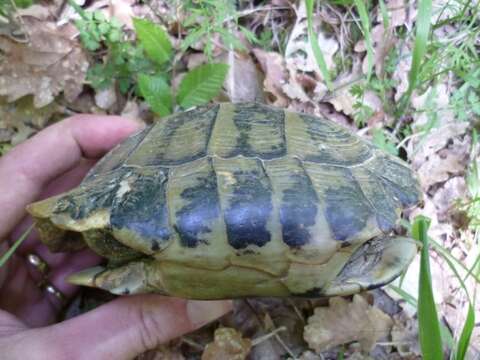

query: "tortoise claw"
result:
(68, 266), (106, 288)
(67, 261), (163, 295)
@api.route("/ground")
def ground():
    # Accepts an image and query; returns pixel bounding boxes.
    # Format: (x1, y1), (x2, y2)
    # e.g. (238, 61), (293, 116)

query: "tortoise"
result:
(27, 102), (421, 299)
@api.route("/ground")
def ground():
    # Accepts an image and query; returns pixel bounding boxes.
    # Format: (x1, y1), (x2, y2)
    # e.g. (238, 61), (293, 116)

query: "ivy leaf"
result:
(138, 73), (172, 117)
(133, 18), (172, 65)
(177, 64), (228, 109)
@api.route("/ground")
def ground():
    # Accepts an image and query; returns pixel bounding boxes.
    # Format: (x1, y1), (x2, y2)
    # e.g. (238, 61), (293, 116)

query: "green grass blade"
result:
(353, 0), (373, 81)
(379, 0), (390, 30)
(177, 63), (229, 109)
(455, 303), (475, 360)
(389, 284), (418, 307)
(413, 216), (443, 360)
(430, 239), (480, 284)
(396, 0), (432, 117)
(305, 0), (333, 91)
(0, 225), (33, 268)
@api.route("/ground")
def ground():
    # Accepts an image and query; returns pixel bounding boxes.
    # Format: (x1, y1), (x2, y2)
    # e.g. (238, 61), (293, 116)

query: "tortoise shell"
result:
(28, 103), (421, 299)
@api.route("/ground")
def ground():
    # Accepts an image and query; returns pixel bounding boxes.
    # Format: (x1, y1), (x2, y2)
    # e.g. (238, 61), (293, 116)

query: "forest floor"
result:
(1, 0), (479, 359)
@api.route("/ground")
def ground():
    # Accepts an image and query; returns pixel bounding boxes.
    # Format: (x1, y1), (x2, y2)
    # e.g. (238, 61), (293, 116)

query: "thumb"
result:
(7, 295), (232, 360)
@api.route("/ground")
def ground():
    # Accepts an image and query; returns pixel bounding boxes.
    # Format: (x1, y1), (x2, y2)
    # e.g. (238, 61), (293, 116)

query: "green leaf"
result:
(412, 216), (443, 360)
(177, 63), (229, 109)
(305, 0), (333, 91)
(372, 128), (398, 156)
(133, 18), (172, 65)
(138, 73), (172, 117)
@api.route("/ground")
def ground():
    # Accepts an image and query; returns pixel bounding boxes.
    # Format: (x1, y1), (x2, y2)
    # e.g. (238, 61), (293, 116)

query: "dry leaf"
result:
(0, 18), (88, 107)
(409, 122), (469, 168)
(391, 312), (421, 357)
(137, 344), (185, 360)
(417, 152), (466, 189)
(94, 86), (117, 110)
(354, 25), (395, 77)
(253, 48), (289, 106)
(223, 51), (264, 103)
(433, 176), (467, 222)
(202, 328), (252, 360)
(411, 84), (455, 129)
(304, 295), (393, 353)
(381, 0), (408, 27)
(392, 43), (411, 102)
(109, 0), (135, 29)
(285, 2), (338, 80)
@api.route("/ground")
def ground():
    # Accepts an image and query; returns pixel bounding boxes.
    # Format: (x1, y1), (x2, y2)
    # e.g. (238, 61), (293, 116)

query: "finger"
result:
(0, 115), (141, 239)
(12, 296), (232, 359)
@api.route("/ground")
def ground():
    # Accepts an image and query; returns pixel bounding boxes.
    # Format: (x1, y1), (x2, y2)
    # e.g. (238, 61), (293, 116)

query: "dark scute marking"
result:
(382, 177), (420, 207)
(292, 287), (323, 297)
(376, 213), (395, 233)
(228, 103), (286, 159)
(151, 240), (160, 251)
(280, 166), (318, 247)
(225, 165), (273, 249)
(175, 161), (220, 248)
(84, 125), (153, 182)
(324, 176), (373, 241)
(153, 104), (219, 166)
(111, 169), (171, 245)
(54, 168), (130, 220)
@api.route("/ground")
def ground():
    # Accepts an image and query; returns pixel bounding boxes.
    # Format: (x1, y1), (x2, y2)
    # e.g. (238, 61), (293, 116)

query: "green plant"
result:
(0, 0), (33, 17)
(412, 216), (443, 360)
(167, 0), (255, 58)
(305, 0), (332, 91)
(396, 0), (433, 118)
(133, 18), (229, 115)
(71, 1), (229, 116)
(73, 6), (155, 93)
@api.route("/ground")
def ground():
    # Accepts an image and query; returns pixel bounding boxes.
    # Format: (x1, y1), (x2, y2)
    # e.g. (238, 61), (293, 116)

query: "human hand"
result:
(0, 115), (232, 359)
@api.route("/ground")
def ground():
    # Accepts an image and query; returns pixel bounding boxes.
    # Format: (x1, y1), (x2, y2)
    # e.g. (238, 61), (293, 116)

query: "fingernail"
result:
(187, 300), (233, 327)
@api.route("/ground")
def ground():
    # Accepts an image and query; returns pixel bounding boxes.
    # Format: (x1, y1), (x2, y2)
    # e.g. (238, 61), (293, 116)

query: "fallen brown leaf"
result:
(223, 51), (264, 103)
(285, 2), (338, 80)
(202, 327), (252, 360)
(304, 295), (393, 353)
(0, 17), (88, 108)
(252, 48), (289, 106)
